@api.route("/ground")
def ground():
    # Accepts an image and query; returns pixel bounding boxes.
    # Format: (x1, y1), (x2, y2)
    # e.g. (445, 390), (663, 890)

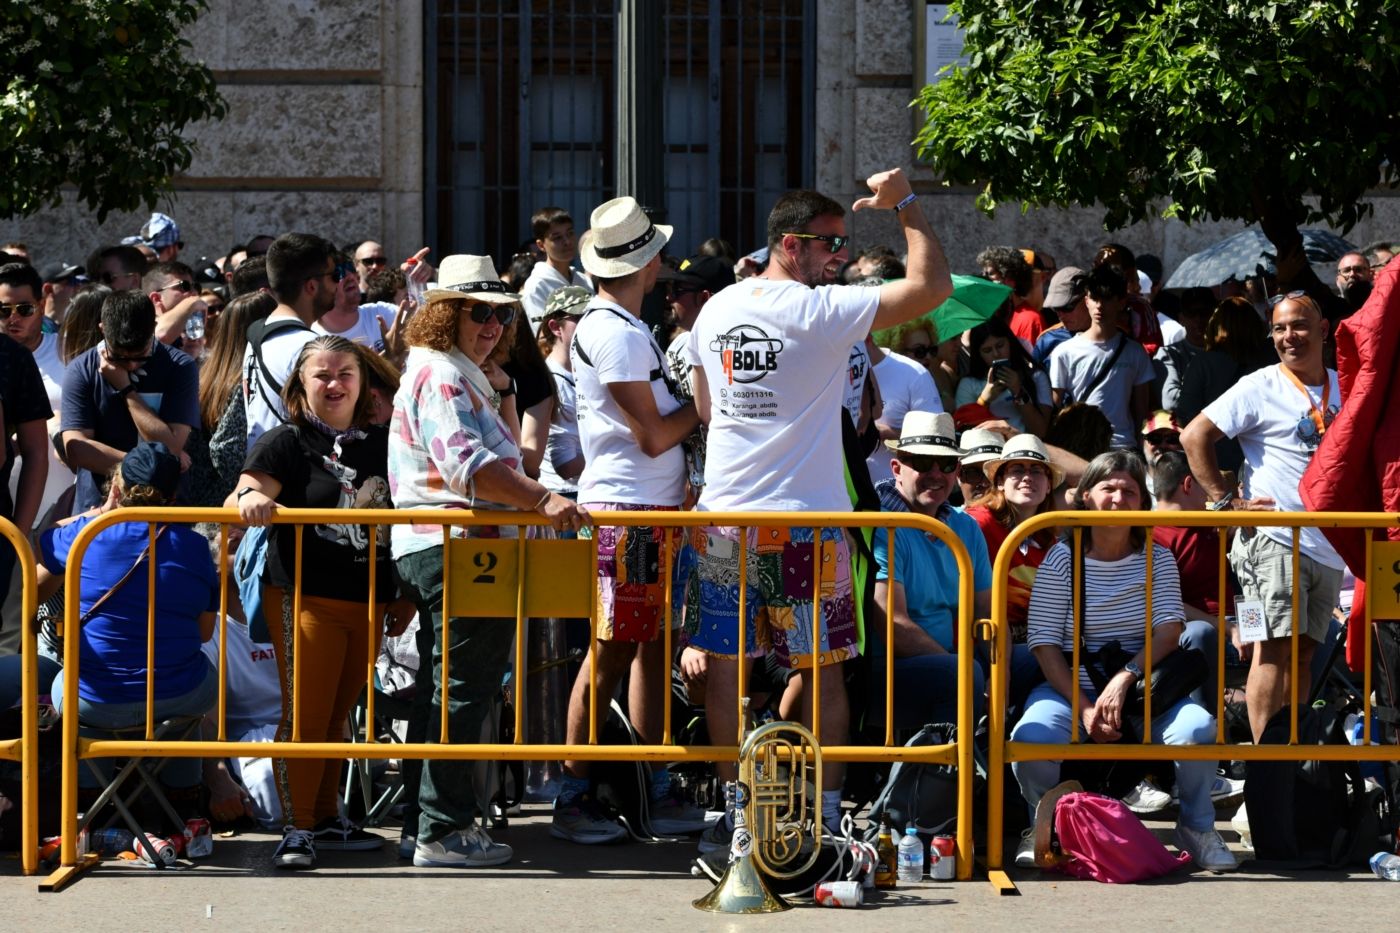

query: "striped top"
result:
(1026, 540), (1185, 693)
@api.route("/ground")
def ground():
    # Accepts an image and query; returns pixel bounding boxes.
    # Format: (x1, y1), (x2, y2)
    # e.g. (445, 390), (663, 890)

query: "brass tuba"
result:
(692, 718), (824, 913)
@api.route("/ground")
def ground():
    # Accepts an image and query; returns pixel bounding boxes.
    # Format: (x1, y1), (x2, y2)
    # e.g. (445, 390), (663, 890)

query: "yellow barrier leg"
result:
(39, 853), (101, 893)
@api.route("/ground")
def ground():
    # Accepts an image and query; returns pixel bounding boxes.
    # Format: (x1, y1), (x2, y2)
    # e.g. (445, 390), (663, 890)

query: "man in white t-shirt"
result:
(552, 197), (704, 845)
(1182, 292), (1343, 742)
(312, 251), (401, 354)
(864, 334), (941, 484)
(522, 206), (593, 331)
(241, 233), (339, 449)
(1048, 265), (1154, 447)
(682, 167), (952, 841)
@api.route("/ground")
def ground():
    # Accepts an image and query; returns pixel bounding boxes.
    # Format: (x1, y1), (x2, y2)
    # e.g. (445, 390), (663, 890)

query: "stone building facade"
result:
(2, 0), (1395, 279)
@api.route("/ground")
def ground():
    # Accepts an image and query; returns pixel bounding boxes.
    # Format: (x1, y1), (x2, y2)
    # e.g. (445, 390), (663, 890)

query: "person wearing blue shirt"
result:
(870, 412), (991, 729)
(39, 441), (218, 801)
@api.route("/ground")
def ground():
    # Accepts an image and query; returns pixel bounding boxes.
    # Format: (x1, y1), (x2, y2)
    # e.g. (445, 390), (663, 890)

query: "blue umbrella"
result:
(1164, 227), (1357, 289)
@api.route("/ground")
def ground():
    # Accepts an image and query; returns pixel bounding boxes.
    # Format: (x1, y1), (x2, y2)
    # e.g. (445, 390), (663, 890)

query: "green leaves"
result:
(0, 0), (226, 221)
(914, 0), (1400, 232)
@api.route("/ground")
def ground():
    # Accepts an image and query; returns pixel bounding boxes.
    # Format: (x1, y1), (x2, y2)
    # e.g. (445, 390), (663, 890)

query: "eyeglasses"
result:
(335, 261), (356, 281)
(783, 232), (849, 254)
(359, 256), (388, 269)
(468, 303), (517, 327)
(901, 345), (933, 360)
(205, 302), (226, 316)
(897, 453), (959, 474)
(0, 302), (38, 319)
(1338, 263), (1371, 277)
(1268, 290), (1306, 306)
(159, 279), (194, 294)
(1003, 463), (1051, 480)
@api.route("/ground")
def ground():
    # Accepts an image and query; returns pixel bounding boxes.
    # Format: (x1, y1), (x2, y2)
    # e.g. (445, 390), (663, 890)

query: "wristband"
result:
(532, 490), (551, 511)
(893, 192), (918, 213)
(499, 378), (516, 399)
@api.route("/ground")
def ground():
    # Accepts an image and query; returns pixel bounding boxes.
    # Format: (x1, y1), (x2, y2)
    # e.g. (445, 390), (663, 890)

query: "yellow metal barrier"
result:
(44, 506), (980, 889)
(985, 510), (1400, 890)
(0, 518), (40, 875)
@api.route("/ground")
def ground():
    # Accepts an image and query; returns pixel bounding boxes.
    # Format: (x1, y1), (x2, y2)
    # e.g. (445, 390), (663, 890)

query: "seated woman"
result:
(1009, 450), (1235, 873)
(40, 442), (218, 823)
(965, 434), (1059, 711)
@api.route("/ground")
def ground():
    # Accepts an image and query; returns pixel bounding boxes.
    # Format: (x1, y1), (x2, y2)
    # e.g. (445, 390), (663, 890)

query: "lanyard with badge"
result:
(1277, 363), (1331, 447)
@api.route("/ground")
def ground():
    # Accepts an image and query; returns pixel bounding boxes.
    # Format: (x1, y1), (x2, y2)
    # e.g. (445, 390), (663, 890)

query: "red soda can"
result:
(814, 880), (864, 907)
(137, 833), (177, 865)
(183, 818), (214, 858)
(931, 835), (956, 880)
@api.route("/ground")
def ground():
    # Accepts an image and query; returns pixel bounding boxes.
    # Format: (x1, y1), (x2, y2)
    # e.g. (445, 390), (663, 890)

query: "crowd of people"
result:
(0, 178), (1395, 877)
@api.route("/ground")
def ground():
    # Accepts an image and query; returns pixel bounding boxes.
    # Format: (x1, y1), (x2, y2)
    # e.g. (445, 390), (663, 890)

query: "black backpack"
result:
(863, 723), (960, 837)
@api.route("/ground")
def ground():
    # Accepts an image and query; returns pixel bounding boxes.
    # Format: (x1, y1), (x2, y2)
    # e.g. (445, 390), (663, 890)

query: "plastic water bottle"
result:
(184, 308), (205, 341)
(1371, 851), (1400, 880)
(91, 827), (136, 856)
(403, 257), (425, 308)
(897, 824), (924, 883)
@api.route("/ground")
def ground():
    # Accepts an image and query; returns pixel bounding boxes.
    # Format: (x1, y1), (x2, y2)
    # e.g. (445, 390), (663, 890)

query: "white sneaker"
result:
(412, 825), (513, 867)
(551, 794), (628, 845)
(1230, 802), (1252, 852)
(1014, 828), (1037, 869)
(1174, 825), (1238, 873)
(1122, 779), (1172, 814)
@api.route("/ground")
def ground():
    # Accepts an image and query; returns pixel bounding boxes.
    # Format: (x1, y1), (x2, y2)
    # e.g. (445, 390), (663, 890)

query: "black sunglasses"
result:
(468, 303), (517, 327)
(0, 302), (38, 319)
(901, 345), (933, 360)
(1268, 289), (1306, 306)
(898, 453), (959, 475)
(160, 279), (194, 294)
(310, 264), (347, 284)
(107, 348), (152, 365)
(359, 256), (389, 269)
(783, 232), (849, 254)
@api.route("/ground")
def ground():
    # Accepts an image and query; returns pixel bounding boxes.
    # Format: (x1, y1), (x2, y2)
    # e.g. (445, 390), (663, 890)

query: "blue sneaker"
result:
(412, 826), (513, 867)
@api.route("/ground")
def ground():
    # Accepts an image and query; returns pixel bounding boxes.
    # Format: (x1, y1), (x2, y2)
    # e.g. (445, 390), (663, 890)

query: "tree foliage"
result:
(1, 0), (225, 221)
(915, 1), (1400, 237)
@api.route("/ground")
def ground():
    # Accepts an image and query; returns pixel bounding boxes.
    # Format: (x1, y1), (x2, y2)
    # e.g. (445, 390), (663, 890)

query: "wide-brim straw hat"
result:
(959, 428), (1006, 468)
(578, 196), (672, 278)
(423, 254), (520, 305)
(884, 411), (966, 457)
(982, 433), (1066, 487)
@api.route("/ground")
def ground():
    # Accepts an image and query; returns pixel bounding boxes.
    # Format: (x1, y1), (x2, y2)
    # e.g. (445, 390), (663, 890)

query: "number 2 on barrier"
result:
(446, 538), (594, 619)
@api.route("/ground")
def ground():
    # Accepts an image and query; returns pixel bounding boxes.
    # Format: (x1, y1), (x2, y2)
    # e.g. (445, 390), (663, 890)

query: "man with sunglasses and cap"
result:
(554, 196), (707, 845)
(61, 289), (200, 514)
(869, 412), (993, 728)
(241, 233), (339, 449)
(1032, 266), (1090, 369)
(1181, 291), (1344, 743)
(681, 167), (953, 839)
(144, 260), (211, 348)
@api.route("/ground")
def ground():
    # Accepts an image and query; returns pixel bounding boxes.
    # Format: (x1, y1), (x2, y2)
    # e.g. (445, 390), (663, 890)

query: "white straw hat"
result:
(578, 197), (672, 278)
(982, 434), (1065, 487)
(422, 255), (519, 305)
(884, 411), (967, 456)
(958, 428), (1006, 467)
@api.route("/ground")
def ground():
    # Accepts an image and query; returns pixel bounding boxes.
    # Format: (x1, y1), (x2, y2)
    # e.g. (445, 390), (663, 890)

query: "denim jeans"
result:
(1010, 681), (1218, 831)
(52, 657), (218, 788)
(868, 652), (986, 731)
(395, 546), (515, 845)
(0, 653), (61, 711)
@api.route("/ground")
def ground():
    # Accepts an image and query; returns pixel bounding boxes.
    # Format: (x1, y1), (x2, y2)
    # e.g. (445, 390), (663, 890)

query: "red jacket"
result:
(1299, 260), (1400, 670)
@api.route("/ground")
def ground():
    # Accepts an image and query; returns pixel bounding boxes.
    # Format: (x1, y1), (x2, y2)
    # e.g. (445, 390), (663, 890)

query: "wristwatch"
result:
(236, 486), (257, 500)
(1124, 660), (1144, 679)
(116, 383), (136, 399)
(1207, 492), (1235, 511)
(498, 378), (516, 399)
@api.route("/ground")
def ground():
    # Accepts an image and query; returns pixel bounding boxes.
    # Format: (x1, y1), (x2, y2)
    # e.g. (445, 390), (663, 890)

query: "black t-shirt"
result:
(0, 333), (55, 519)
(243, 423), (395, 602)
(505, 360), (555, 412)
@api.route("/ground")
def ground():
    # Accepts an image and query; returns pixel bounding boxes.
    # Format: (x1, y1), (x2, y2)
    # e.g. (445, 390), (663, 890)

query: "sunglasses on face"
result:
(159, 279), (194, 294)
(783, 232), (849, 254)
(468, 303), (517, 327)
(335, 261), (357, 281)
(0, 302), (38, 319)
(310, 265), (347, 285)
(99, 271), (139, 286)
(898, 454), (959, 475)
(901, 345), (934, 359)
(1145, 431), (1181, 446)
(359, 256), (389, 269)
(107, 348), (152, 365)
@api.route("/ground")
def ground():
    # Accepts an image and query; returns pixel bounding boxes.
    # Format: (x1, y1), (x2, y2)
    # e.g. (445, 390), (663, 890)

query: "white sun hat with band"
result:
(884, 411), (967, 457)
(423, 254), (520, 305)
(578, 196), (673, 278)
(982, 433), (1065, 487)
(959, 428), (1006, 468)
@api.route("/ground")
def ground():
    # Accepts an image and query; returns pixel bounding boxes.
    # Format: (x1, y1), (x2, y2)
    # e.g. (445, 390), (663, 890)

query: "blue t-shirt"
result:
(871, 505), (992, 653)
(60, 340), (201, 512)
(41, 515), (218, 704)
(1032, 325), (1074, 369)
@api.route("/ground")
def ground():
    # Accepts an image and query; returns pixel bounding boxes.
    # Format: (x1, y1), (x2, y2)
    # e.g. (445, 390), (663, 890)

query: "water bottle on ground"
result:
(91, 827), (136, 857)
(897, 824), (924, 883)
(1371, 851), (1400, 880)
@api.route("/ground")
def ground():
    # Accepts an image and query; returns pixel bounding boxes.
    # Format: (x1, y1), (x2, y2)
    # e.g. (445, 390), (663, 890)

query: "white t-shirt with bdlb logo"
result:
(689, 278), (880, 512)
(572, 299), (686, 505)
(1203, 363), (1343, 569)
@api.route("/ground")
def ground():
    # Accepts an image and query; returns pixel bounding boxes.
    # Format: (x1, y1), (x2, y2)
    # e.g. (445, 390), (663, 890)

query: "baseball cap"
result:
(120, 441), (181, 498)
(1141, 410), (1181, 436)
(39, 261), (84, 283)
(1044, 265), (1087, 309)
(140, 212), (181, 250)
(664, 254), (736, 295)
(533, 284), (592, 332)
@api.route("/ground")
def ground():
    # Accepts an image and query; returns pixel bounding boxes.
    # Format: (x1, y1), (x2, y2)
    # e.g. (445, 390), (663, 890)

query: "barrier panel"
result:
(984, 509), (1400, 890)
(43, 506), (978, 889)
(0, 517), (40, 875)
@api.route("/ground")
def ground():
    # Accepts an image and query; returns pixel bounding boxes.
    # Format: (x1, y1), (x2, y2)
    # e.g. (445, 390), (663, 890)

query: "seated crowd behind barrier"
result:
(0, 201), (1394, 884)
